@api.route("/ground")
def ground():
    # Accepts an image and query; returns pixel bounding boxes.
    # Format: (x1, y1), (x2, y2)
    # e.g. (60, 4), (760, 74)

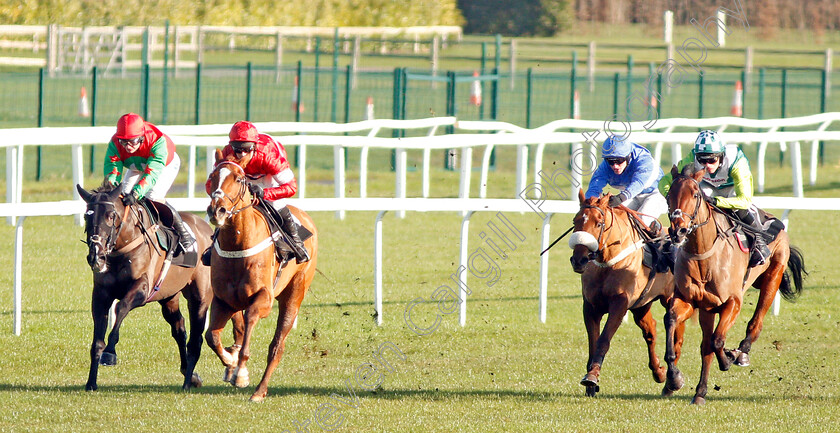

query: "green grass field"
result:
(1, 142), (840, 432)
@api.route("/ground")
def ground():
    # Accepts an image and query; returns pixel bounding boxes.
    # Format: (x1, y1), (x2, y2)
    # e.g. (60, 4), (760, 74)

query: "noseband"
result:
(577, 204), (610, 262)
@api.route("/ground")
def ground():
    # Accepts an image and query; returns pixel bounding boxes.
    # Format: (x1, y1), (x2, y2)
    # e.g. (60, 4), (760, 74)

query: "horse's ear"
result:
(214, 149), (224, 163)
(108, 185), (122, 202)
(76, 184), (93, 203)
(238, 152), (252, 169)
(670, 164), (679, 177)
(578, 189), (585, 204)
(692, 167), (706, 181)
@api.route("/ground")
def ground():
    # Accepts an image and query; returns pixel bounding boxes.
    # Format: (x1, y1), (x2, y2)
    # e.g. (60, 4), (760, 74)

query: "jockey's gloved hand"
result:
(122, 190), (139, 206)
(707, 196), (718, 206)
(608, 192), (628, 207)
(248, 183), (264, 200)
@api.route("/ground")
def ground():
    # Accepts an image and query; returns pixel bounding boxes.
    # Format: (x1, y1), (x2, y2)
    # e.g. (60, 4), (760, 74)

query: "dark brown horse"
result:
(662, 165), (806, 404)
(77, 183), (213, 391)
(569, 189), (674, 397)
(204, 151), (319, 402)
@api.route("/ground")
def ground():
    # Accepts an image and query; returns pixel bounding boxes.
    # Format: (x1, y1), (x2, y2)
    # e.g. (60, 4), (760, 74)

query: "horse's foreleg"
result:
(251, 279), (306, 403)
(85, 291), (113, 391)
(580, 300), (603, 396)
(102, 279), (149, 366)
(737, 263), (785, 367)
(663, 296), (693, 397)
(713, 297), (742, 372)
(235, 289), (273, 390)
(692, 310), (716, 405)
(582, 300), (628, 396)
(631, 304), (666, 383)
(182, 284), (210, 390)
(204, 297), (238, 383)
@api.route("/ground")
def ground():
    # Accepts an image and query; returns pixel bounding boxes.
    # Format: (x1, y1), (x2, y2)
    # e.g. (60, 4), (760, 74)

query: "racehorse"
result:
(204, 151), (319, 402)
(76, 183), (213, 391)
(569, 189), (674, 397)
(662, 164), (806, 405)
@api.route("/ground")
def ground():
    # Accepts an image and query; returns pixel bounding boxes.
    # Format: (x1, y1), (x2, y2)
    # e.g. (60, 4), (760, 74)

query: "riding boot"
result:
(647, 219), (663, 238)
(737, 208), (771, 267)
(201, 228), (218, 266)
(278, 206), (310, 264)
(165, 202), (196, 252)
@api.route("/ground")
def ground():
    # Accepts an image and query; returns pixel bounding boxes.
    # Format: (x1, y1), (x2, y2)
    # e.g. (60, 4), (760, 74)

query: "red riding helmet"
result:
(229, 121), (259, 143)
(115, 113), (146, 139)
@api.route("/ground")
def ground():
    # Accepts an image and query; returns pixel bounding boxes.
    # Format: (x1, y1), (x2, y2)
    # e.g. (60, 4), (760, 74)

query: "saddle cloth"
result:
(142, 200), (198, 268)
(253, 200), (313, 267)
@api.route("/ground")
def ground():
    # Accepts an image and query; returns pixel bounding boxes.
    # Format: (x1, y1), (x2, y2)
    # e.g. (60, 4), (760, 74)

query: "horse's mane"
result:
(681, 163), (704, 177)
(92, 179), (118, 194)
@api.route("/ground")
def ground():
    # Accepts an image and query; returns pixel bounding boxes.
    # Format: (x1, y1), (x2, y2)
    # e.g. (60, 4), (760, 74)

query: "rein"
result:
(668, 174), (712, 236)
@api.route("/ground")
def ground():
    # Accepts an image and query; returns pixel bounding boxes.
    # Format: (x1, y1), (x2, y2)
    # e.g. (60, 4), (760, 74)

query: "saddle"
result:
(253, 199), (313, 268)
(724, 208), (785, 253)
(139, 199), (198, 268)
(643, 239), (677, 274)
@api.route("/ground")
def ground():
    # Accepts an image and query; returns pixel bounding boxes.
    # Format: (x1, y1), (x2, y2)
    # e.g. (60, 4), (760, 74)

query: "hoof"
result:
(691, 396), (706, 406)
(735, 352), (750, 367)
(232, 368), (250, 388)
(223, 366), (235, 383)
(85, 383), (97, 392)
(580, 373), (598, 388)
(584, 385), (599, 397)
(661, 384), (675, 397)
(190, 372), (203, 388)
(652, 366), (667, 384)
(665, 370), (685, 392)
(99, 352), (117, 366)
(249, 393), (265, 403)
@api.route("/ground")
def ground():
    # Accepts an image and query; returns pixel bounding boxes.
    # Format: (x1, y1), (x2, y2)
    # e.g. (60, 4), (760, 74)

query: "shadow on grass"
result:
(0, 382), (835, 405)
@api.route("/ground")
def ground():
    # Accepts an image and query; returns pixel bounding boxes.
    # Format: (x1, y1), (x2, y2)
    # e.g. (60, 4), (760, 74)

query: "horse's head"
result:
(666, 164), (709, 245)
(77, 182), (127, 273)
(568, 189), (613, 274)
(206, 151), (252, 227)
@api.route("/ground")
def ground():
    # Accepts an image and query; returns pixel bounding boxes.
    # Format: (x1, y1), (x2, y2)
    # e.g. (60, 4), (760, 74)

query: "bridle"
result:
(667, 174), (711, 239)
(85, 195), (131, 257)
(209, 161), (255, 220)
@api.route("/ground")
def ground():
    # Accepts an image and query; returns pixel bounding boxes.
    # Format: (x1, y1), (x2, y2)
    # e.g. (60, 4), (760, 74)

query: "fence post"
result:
(90, 66), (97, 174)
(740, 69), (747, 119)
(612, 72), (620, 117)
(588, 41), (596, 92)
(758, 68), (765, 120)
(825, 48), (833, 97)
(494, 34), (501, 72)
(275, 31), (283, 83)
(142, 63), (150, 120)
(431, 35), (439, 87)
(656, 69), (663, 118)
(698, 72), (704, 118)
(332, 28), (339, 123)
(781, 69), (787, 119)
(526, 68), (533, 128)
(194, 63), (202, 125)
(820, 68), (827, 165)
(509, 38), (516, 89)
(745, 46), (753, 89)
(569, 51), (577, 119)
(37, 67), (45, 181)
(344, 65), (352, 123)
(491, 67), (499, 121)
(314, 37), (320, 122)
(163, 21), (170, 124)
(245, 62), (253, 121)
(623, 55), (634, 117)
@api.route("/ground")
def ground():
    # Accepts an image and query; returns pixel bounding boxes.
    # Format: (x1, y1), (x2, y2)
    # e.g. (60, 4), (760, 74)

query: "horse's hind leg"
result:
(250, 277), (306, 402)
(734, 262), (786, 367)
(159, 296), (193, 388)
(631, 304), (666, 383)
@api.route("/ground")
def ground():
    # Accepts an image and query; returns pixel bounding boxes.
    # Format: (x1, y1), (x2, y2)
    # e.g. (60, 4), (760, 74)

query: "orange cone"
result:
(469, 71), (482, 106)
(573, 90), (581, 119)
(291, 76), (304, 113)
(365, 96), (374, 121)
(79, 86), (90, 117)
(730, 80), (743, 117)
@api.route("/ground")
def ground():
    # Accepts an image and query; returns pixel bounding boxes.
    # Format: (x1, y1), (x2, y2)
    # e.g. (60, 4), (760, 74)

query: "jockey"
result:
(586, 135), (668, 236)
(206, 120), (310, 264)
(104, 112), (195, 251)
(658, 129), (770, 267)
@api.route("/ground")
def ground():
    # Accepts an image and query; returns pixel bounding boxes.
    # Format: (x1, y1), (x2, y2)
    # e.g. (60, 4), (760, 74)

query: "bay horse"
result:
(569, 189), (674, 397)
(204, 151), (319, 402)
(76, 183), (213, 391)
(662, 164), (806, 405)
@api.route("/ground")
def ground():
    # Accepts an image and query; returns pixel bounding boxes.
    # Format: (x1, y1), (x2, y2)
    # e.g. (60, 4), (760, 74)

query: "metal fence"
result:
(1, 60), (837, 131)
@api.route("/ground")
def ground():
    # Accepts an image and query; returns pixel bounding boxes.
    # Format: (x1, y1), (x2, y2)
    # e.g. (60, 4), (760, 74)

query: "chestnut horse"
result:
(662, 165), (806, 405)
(77, 183), (213, 391)
(569, 189), (674, 397)
(204, 151), (319, 402)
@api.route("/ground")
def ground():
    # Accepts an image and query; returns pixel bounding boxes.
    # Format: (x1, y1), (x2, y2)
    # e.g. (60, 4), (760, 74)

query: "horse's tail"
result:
(779, 245), (807, 301)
